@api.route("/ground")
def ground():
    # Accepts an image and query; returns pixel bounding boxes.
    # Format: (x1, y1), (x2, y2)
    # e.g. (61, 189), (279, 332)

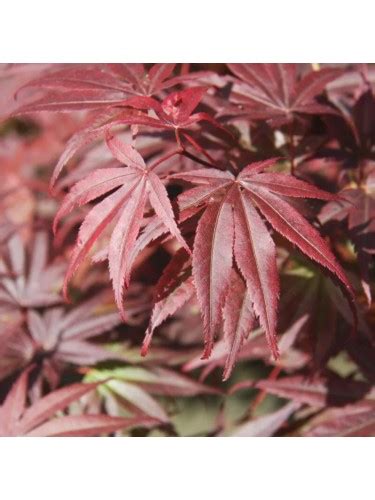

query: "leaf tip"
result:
(141, 328), (153, 357)
(201, 341), (213, 360)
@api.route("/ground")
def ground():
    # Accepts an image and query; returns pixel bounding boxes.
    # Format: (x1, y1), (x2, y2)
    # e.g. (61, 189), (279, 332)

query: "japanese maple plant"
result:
(0, 63), (374, 437)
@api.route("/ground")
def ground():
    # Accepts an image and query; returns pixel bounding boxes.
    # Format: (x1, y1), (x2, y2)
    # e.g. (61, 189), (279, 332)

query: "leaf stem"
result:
(249, 365), (282, 415)
(178, 149), (218, 169)
(288, 120), (296, 176)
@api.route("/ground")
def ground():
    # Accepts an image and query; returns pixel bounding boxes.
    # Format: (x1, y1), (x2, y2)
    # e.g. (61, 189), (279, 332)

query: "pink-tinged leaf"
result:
(115, 113), (170, 130)
(19, 381), (101, 434)
(228, 64), (293, 104)
(121, 94), (162, 112)
(182, 337), (239, 377)
(27, 309), (49, 343)
(148, 64), (176, 91)
(14, 295), (125, 370)
(125, 216), (169, 272)
(232, 401), (300, 437)
(50, 107), (169, 188)
(106, 133), (146, 170)
(106, 63), (177, 96)
(55, 340), (118, 365)
(0, 370), (153, 436)
(293, 68), (344, 108)
(177, 184), (232, 222)
(107, 379), (169, 423)
(222, 273), (256, 381)
(228, 67), (296, 122)
(242, 173), (337, 200)
(227, 64), (341, 123)
(142, 248), (192, 355)
(108, 179), (147, 318)
(106, 63), (144, 87)
(91, 215), (169, 268)
(8, 233), (26, 277)
(245, 185), (357, 329)
(0, 366), (31, 428)
(16, 67), (132, 94)
(53, 168), (136, 233)
(255, 375), (374, 408)
(14, 90), (129, 114)
(57, 291), (111, 327)
(28, 232), (49, 285)
(138, 367), (221, 397)
(26, 414), (156, 437)
(233, 189), (279, 358)
(29, 231), (48, 292)
(238, 158), (280, 178)
(172, 167), (234, 185)
(63, 185), (134, 298)
(184, 315), (308, 381)
(160, 86), (208, 125)
(304, 403), (375, 437)
(50, 108), (129, 187)
(62, 311), (121, 341)
(142, 277), (195, 356)
(147, 171), (190, 254)
(293, 102), (338, 116)
(153, 248), (191, 301)
(192, 188), (235, 358)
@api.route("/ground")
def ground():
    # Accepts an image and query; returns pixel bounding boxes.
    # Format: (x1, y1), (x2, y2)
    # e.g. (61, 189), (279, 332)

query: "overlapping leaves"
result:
(13, 64), (182, 113)
(3, 63), (373, 438)
(172, 158), (356, 363)
(55, 134), (190, 319)
(227, 63), (342, 125)
(0, 367), (156, 436)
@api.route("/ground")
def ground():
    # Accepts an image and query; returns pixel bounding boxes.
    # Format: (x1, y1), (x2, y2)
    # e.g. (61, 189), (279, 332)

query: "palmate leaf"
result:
(85, 365), (219, 422)
(13, 64), (178, 114)
(0, 231), (65, 310)
(124, 86), (226, 136)
(172, 158), (357, 361)
(45, 85), (228, 189)
(3, 62), (375, 439)
(0, 290), (138, 383)
(14, 64), (214, 116)
(55, 135), (190, 320)
(14, 69), (223, 188)
(227, 64), (342, 124)
(0, 368), (156, 436)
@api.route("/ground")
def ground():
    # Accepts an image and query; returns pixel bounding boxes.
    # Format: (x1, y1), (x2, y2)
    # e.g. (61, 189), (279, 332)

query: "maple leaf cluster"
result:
(0, 63), (374, 437)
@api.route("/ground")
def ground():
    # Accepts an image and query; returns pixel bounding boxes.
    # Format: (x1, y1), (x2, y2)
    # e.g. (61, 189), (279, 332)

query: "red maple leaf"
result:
(172, 158), (357, 360)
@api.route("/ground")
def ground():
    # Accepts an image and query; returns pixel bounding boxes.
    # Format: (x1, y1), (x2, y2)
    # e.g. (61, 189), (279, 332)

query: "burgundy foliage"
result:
(0, 63), (374, 436)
